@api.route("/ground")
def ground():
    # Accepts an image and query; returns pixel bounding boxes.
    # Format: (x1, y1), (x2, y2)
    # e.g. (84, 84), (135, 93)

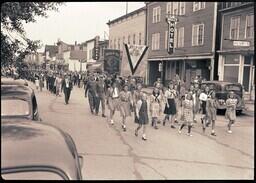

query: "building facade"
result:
(146, 2), (218, 87)
(217, 2), (254, 100)
(107, 7), (147, 78)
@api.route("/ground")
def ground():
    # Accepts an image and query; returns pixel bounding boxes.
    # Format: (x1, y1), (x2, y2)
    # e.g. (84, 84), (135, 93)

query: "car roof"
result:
(1, 84), (34, 97)
(1, 120), (79, 180)
(1, 78), (28, 86)
(201, 81), (242, 86)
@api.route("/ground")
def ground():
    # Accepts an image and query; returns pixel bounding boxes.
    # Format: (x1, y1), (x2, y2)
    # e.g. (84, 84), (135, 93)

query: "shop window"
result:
(224, 66), (239, 83)
(224, 54), (240, 64)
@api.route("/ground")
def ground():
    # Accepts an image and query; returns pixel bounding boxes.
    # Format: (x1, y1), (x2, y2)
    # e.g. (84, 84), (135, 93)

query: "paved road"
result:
(32, 84), (254, 180)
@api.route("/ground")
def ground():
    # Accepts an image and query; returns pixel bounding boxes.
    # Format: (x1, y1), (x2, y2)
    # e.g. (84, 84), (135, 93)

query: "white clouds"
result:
(23, 2), (145, 51)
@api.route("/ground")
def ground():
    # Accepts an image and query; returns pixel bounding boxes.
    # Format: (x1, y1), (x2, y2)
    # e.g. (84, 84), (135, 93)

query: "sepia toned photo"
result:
(1, 1), (254, 180)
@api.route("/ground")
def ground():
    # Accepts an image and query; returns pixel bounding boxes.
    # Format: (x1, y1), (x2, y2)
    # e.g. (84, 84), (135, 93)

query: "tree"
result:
(1, 2), (63, 68)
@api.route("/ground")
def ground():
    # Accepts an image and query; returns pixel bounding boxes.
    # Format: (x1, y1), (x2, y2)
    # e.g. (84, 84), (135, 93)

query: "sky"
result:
(23, 2), (145, 52)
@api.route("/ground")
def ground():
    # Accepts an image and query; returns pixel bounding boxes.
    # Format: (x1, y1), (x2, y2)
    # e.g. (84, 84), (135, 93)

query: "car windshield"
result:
(202, 83), (221, 91)
(1, 99), (30, 117)
(225, 84), (241, 92)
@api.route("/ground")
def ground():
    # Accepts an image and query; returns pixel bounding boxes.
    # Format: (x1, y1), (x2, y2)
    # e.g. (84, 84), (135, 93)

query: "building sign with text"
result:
(166, 16), (177, 54)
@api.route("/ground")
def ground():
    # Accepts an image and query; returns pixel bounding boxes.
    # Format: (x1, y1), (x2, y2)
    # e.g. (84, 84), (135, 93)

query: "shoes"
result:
(203, 127), (205, 133)
(122, 125), (126, 132)
(102, 114), (106, 118)
(154, 126), (158, 130)
(174, 119), (178, 123)
(163, 120), (166, 126)
(135, 129), (138, 137)
(171, 125), (176, 129)
(110, 120), (114, 125)
(227, 130), (232, 134)
(151, 121), (154, 126)
(187, 133), (193, 137)
(142, 134), (147, 141)
(211, 132), (216, 136)
(201, 118), (204, 124)
(178, 130), (182, 134)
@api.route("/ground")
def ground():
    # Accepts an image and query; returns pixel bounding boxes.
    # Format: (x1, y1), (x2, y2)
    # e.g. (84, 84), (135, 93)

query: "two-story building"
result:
(107, 7), (147, 78)
(146, 2), (218, 87)
(217, 2), (254, 100)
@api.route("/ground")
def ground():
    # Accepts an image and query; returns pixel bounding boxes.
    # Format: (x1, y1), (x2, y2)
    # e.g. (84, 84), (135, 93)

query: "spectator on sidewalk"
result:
(85, 75), (97, 114)
(95, 75), (107, 118)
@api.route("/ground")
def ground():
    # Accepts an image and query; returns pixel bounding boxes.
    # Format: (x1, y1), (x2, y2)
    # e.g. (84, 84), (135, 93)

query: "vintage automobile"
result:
(1, 81), (41, 121)
(201, 81), (245, 114)
(1, 120), (84, 180)
(1, 78), (29, 86)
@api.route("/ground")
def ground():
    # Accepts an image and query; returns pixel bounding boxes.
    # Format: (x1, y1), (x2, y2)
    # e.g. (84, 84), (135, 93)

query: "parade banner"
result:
(124, 44), (148, 75)
(103, 49), (120, 74)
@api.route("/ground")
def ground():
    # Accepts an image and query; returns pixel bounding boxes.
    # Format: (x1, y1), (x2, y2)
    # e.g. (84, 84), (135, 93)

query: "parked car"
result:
(201, 81), (245, 114)
(1, 120), (84, 180)
(1, 82), (41, 121)
(1, 78), (28, 86)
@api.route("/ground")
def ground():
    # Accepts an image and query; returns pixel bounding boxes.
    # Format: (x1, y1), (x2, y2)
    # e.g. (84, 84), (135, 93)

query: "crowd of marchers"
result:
(2, 69), (238, 141)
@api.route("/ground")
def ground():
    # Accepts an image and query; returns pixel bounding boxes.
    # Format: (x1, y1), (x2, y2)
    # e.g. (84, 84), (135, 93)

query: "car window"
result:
(202, 83), (220, 91)
(225, 84), (241, 92)
(2, 171), (65, 180)
(1, 99), (30, 117)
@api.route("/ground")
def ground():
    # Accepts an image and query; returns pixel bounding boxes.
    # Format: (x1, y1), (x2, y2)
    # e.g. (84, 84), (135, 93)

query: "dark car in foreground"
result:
(1, 79), (41, 121)
(201, 81), (245, 114)
(1, 120), (84, 180)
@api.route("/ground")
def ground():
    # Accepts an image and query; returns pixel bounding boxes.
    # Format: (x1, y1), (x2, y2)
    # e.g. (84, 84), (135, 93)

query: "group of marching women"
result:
(84, 73), (238, 141)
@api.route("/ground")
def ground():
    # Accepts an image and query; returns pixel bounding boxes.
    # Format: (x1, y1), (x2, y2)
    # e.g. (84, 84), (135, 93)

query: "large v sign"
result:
(124, 44), (148, 75)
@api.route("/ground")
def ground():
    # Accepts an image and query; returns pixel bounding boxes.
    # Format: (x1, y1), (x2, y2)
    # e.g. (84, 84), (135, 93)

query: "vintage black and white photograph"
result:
(1, 1), (254, 180)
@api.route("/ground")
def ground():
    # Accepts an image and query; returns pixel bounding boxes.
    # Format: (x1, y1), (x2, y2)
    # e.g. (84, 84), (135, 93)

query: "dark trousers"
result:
(88, 92), (97, 113)
(64, 89), (71, 104)
(95, 96), (105, 115)
(78, 80), (81, 88)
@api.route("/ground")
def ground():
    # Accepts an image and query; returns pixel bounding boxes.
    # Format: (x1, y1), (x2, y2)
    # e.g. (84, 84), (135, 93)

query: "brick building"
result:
(107, 7), (147, 78)
(217, 2), (254, 100)
(146, 2), (218, 87)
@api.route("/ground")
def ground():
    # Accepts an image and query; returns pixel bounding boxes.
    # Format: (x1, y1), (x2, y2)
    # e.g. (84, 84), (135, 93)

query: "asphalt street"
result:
(32, 83), (254, 180)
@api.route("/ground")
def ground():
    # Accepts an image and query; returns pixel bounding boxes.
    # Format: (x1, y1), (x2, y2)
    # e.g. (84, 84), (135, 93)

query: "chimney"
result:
(75, 41), (77, 45)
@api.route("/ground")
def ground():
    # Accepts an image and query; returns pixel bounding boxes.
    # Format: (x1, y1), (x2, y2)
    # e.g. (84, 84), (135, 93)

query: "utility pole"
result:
(126, 2), (128, 14)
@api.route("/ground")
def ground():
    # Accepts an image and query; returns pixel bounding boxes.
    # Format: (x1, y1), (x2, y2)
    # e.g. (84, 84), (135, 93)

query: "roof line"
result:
(107, 6), (146, 26)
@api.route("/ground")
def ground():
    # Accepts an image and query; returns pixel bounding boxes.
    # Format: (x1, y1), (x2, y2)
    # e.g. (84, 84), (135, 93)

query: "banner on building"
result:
(124, 44), (148, 75)
(103, 49), (120, 74)
(166, 16), (177, 54)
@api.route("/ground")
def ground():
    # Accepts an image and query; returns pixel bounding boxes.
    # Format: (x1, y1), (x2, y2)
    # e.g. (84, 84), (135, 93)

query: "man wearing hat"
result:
(85, 75), (97, 114)
(95, 75), (107, 117)
(62, 74), (73, 104)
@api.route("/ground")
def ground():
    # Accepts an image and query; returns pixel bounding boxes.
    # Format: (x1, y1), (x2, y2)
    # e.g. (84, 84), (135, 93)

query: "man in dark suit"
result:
(95, 75), (107, 117)
(85, 75), (97, 114)
(62, 74), (73, 104)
